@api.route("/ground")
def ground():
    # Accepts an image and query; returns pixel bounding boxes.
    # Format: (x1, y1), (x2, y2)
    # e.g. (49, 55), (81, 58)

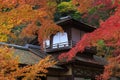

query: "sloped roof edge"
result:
(56, 17), (96, 30)
(0, 42), (28, 50)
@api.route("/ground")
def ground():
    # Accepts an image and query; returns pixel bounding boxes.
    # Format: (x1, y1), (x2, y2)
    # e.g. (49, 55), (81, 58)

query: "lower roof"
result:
(0, 42), (64, 69)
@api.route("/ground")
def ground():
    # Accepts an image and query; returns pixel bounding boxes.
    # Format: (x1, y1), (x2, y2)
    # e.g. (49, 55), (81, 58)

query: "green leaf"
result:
(97, 40), (105, 46)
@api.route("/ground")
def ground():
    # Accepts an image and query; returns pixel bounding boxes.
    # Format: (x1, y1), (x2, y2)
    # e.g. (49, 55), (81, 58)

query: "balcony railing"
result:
(45, 40), (77, 52)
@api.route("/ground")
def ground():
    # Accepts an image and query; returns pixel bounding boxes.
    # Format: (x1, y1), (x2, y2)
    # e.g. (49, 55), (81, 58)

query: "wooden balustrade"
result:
(45, 40), (77, 52)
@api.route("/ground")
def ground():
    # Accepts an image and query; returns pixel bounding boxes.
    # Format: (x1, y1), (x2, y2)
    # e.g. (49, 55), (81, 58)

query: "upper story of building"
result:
(30, 17), (96, 53)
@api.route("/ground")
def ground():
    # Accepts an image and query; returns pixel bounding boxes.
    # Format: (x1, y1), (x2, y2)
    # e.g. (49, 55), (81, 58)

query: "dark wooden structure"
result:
(45, 18), (96, 53)
(29, 17), (105, 80)
(0, 17), (105, 80)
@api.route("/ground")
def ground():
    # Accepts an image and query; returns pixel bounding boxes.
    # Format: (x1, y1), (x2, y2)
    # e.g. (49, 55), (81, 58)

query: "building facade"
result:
(30, 17), (104, 80)
(0, 17), (105, 80)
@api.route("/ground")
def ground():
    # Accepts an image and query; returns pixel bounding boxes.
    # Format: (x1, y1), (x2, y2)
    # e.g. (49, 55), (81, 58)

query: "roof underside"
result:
(56, 18), (96, 32)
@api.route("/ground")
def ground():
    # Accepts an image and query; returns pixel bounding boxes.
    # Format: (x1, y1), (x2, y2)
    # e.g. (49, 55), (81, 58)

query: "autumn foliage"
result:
(0, 47), (56, 80)
(72, 0), (119, 14)
(0, 0), (63, 46)
(2, 0), (120, 80)
(72, 0), (120, 26)
(95, 55), (120, 80)
(0, 30), (56, 79)
(59, 0), (120, 79)
(19, 0), (63, 46)
(0, 0), (58, 79)
(72, 0), (94, 13)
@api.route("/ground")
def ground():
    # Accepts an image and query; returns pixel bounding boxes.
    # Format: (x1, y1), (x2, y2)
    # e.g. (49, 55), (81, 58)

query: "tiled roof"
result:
(0, 42), (64, 69)
(0, 42), (43, 65)
(14, 48), (42, 65)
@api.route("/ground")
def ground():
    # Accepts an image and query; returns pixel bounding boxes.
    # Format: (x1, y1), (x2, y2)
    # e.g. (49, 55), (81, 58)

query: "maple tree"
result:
(72, 0), (119, 14)
(0, 0), (59, 79)
(0, 38), (56, 79)
(2, 0), (120, 79)
(72, 0), (119, 27)
(0, 0), (63, 46)
(72, 0), (94, 13)
(58, 0), (120, 79)
(0, 47), (56, 80)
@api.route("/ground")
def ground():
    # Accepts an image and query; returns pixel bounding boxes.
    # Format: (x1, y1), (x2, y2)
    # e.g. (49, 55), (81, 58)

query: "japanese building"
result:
(0, 17), (106, 80)
(29, 17), (105, 80)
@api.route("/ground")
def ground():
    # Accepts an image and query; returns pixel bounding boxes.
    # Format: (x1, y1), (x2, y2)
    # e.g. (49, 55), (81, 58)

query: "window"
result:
(53, 32), (68, 48)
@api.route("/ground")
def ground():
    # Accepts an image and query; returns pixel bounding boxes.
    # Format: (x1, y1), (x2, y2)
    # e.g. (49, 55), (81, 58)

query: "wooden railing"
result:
(45, 40), (77, 49)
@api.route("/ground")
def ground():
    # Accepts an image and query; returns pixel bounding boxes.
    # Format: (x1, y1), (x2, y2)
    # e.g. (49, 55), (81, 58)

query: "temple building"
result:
(0, 17), (106, 80)
(28, 17), (104, 80)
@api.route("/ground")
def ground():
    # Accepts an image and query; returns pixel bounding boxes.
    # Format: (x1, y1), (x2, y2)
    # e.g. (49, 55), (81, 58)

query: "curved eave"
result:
(56, 18), (96, 32)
